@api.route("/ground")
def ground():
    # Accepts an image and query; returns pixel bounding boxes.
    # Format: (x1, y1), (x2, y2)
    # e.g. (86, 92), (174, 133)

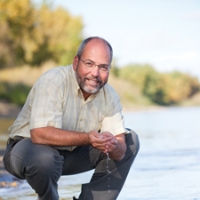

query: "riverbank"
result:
(0, 149), (23, 190)
(1, 91), (199, 118)
(0, 102), (22, 190)
(0, 100), (166, 118)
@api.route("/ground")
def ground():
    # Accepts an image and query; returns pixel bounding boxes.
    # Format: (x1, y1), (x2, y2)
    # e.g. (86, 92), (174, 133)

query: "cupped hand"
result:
(88, 130), (110, 152)
(88, 131), (118, 153)
(101, 131), (118, 153)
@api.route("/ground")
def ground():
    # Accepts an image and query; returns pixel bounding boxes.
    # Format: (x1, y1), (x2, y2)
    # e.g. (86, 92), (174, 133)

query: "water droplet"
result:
(106, 153), (111, 193)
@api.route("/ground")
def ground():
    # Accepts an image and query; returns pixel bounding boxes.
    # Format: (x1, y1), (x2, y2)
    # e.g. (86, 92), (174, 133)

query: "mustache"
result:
(85, 76), (102, 83)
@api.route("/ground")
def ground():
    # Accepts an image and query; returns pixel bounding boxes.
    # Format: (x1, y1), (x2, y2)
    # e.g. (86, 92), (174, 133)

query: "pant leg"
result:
(3, 138), (63, 200)
(60, 145), (103, 176)
(79, 130), (140, 200)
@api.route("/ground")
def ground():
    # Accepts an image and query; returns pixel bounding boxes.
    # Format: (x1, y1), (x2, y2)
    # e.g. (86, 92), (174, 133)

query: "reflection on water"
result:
(0, 107), (200, 200)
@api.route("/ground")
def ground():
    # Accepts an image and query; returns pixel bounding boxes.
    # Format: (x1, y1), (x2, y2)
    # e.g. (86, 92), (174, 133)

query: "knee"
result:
(125, 128), (140, 156)
(14, 139), (64, 178)
(27, 146), (63, 177)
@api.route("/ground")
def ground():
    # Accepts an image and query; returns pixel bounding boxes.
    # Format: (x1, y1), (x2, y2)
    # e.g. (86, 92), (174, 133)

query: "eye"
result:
(85, 61), (94, 68)
(99, 65), (109, 71)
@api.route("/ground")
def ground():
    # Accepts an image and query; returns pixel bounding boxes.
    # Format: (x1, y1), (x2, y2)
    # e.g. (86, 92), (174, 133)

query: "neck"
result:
(81, 89), (92, 100)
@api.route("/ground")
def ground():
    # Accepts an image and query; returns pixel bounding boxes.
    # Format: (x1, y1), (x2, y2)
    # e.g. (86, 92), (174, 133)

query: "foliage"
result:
(119, 64), (200, 105)
(110, 59), (120, 77)
(0, 0), (199, 107)
(0, 0), (83, 68)
(119, 64), (157, 89)
(162, 71), (200, 104)
(0, 82), (31, 106)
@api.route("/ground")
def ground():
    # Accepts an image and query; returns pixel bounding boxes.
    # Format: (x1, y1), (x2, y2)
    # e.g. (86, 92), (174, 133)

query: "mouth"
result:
(86, 78), (100, 87)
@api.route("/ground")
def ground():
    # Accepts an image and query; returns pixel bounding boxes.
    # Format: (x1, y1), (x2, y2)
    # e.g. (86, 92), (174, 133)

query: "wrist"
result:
(85, 132), (91, 145)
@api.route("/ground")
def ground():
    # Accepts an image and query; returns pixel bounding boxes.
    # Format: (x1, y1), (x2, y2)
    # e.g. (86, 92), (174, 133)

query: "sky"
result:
(33, 0), (200, 79)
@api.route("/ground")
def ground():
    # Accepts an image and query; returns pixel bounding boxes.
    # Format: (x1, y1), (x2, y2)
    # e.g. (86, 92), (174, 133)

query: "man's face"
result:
(73, 39), (111, 99)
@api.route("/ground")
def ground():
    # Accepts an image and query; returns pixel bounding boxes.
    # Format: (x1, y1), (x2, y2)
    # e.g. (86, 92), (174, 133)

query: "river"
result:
(0, 107), (200, 200)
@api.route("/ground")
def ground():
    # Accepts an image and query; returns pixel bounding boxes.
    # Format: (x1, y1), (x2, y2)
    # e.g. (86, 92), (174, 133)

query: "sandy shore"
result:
(0, 102), (22, 189)
(0, 149), (23, 189)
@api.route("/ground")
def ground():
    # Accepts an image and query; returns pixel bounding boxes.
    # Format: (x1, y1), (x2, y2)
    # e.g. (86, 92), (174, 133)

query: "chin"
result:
(84, 87), (99, 94)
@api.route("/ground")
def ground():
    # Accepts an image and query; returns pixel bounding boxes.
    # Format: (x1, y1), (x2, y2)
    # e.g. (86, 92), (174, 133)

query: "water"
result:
(106, 152), (111, 194)
(0, 107), (200, 199)
(120, 106), (200, 200)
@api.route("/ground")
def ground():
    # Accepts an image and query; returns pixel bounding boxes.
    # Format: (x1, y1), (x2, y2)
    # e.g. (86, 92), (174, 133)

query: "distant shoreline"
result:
(0, 101), (21, 118)
(0, 100), (199, 118)
(0, 101), (167, 118)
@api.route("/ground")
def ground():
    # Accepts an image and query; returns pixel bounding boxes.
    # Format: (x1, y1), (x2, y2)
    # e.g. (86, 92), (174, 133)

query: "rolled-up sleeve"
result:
(100, 90), (126, 136)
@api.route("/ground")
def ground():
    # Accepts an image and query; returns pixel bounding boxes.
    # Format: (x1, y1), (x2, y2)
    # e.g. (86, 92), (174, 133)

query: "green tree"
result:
(119, 64), (158, 90)
(31, 4), (83, 65)
(0, 0), (83, 68)
(119, 64), (200, 105)
(0, 0), (36, 68)
(163, 71), (200, 104)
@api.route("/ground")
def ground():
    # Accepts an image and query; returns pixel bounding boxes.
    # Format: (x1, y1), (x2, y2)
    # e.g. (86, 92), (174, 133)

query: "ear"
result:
(73, 56), (79, 71)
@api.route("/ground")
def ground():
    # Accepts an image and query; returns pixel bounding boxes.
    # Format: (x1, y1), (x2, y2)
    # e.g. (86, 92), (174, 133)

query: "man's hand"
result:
(88, 131), (126, 161)
(100, 132), (118, 153)
(88, 130), (114, 152)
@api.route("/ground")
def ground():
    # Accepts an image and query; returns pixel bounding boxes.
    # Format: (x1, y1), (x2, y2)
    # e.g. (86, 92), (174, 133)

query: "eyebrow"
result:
(85, 58), (110, 66)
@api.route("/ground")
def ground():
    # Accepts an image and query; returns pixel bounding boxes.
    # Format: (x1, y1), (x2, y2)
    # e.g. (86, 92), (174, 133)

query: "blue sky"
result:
(33, 0), (200, 79)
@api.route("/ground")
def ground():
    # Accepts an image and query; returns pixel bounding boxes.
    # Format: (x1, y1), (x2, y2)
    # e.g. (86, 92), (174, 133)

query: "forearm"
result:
(101, 132), (127, 161)
(109, 139), (127, 161)
(30, 126), (89, 147)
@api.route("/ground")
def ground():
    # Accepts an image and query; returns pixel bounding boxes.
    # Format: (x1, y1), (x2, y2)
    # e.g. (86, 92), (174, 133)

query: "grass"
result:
(0, 61), (56, 86)
(0, 61), (56, 106)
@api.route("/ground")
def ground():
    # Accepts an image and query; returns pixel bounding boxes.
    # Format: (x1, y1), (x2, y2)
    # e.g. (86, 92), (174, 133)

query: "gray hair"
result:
(76, 36), (113, 63)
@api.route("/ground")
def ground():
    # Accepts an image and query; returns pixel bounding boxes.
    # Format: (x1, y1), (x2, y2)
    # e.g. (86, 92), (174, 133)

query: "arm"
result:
(30, 127), (125, 161)
(30, 126), (113, 150)
(30, 127), (90, 146)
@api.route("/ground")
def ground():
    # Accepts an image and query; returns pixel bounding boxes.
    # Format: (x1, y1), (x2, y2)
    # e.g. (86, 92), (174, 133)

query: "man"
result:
(3, 36), (139, 200)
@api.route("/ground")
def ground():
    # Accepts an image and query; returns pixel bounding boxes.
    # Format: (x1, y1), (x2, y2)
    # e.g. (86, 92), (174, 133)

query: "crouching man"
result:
(4, 36), (139, 200)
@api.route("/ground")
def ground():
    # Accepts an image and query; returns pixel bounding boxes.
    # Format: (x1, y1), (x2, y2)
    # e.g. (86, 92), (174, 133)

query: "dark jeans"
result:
(3, 130), (139, 200)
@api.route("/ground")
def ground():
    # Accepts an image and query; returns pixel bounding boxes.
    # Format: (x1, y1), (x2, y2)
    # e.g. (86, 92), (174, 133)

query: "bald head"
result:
(76, 37), (113, 64)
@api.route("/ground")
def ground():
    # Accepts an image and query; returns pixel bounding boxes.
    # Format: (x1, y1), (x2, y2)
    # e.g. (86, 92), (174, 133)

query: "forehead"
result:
(81, 39), (111, 63)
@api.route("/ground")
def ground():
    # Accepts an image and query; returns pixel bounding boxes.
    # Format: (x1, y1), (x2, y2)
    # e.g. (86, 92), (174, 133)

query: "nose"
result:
(91, 65), (100, 76)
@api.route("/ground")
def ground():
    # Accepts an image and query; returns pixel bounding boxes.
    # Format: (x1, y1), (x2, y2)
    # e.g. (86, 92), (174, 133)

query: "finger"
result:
(111, 138), (118, 145)
(106, 142), (117, 153)
(101, 132), (114, 138)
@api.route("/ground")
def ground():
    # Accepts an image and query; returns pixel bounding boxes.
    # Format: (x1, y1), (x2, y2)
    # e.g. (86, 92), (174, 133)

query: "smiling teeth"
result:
(89, 79), (97, 82)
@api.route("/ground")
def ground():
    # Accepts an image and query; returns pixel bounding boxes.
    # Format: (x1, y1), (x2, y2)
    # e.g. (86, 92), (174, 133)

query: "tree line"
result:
(111, 64), (199, 105)
(0, 0), (83, 68)
(0, 0), (199, 106)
